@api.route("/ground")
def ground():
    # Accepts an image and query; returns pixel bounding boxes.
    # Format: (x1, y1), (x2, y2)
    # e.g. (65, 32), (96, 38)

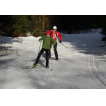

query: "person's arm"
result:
(49, 30), (52, 34)
(39, 36), (44, 42)
(57, 32), (62, 42)
(51, 37), (57, 45)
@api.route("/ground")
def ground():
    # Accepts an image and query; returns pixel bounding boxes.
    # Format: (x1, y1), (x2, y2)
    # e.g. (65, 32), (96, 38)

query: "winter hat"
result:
(46, 31), (51, 35)
(53, 26), (57, 30)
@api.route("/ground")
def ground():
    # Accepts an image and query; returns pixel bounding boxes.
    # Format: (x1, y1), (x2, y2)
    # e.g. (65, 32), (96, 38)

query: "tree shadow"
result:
(0, 58), (15, 89)
(0, 59), (15, 71)
(61, 29), (106, 57)
(0, 36), (23, 56)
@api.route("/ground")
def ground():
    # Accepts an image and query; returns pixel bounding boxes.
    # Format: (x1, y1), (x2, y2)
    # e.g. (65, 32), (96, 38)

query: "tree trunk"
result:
(43, 15), (45, 31)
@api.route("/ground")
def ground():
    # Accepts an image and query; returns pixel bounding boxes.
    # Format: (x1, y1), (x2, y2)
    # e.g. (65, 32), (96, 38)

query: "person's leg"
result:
(45, 49), (49, 67)
(54, 43), (58, 60)
(34, 48), (45, 65)
(49, 45), (51, 58)
(45, 45), (51, 58)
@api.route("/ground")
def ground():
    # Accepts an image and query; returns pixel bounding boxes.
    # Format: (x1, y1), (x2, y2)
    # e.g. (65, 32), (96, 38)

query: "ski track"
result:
(26, 54), (64, 89)
(0, 42), (39, 71)
(36, 61), (63, 89)
(89, 40), (106, 87)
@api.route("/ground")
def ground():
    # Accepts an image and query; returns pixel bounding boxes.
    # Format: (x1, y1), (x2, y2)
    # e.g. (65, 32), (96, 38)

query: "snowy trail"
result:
(0, 29), (106, 89)
(89, 40), (106, 86)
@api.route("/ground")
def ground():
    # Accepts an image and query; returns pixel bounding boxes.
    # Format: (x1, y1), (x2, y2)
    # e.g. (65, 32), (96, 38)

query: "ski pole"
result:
(38, 41), (41, 54)
(61, 42), (68, 48)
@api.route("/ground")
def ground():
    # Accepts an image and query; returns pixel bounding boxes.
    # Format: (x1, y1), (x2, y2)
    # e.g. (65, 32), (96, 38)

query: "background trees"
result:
(0, 15), (106, 37)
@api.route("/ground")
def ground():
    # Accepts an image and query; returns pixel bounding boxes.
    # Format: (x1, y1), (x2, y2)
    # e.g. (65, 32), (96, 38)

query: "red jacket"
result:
(49, 30), (62, 42)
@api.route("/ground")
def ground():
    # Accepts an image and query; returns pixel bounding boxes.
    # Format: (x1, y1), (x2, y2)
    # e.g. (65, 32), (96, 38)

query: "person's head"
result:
(53, 26), (57, 32)
(47, 34), (50, 37)
(46, 31), (50, 37)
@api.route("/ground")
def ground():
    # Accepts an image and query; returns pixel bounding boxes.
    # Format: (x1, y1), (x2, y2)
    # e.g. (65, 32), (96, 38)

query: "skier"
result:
(33, 31), (57, 68)
(49, 26), (62, 60)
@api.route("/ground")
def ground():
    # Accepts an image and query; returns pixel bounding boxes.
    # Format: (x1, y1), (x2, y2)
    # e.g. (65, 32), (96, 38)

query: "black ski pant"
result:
(49, 43), (58, 59)
(36, 48), (49, 66)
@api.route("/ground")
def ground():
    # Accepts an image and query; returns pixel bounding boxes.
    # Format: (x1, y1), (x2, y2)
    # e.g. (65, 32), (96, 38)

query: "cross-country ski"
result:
(22, 64), (41, 69)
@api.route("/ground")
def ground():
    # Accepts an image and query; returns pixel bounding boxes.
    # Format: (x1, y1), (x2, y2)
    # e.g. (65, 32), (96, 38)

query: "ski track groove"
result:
(37, 63), (63, 89)
(94, 49), (106, 80)
(0, 45), (38, 71)
(22, 46), (61, 88)
(37, 58), (63, 89)
(89, 40), (106, 87)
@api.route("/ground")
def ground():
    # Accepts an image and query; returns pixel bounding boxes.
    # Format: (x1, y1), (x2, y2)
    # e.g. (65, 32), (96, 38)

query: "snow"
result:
(0, 29), (106, 89)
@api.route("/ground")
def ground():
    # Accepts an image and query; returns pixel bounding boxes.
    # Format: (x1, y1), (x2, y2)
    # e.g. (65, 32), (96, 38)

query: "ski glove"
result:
(39, 40), (42, 42)
(51, 44), (54, 46)
(59, 41), (62, 43)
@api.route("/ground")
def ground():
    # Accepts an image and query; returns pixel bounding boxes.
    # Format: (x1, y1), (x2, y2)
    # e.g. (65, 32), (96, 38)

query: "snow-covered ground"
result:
(0, 29), (106, 89)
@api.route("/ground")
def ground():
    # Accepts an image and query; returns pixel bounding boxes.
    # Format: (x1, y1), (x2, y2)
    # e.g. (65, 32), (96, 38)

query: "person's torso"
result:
(50, 30), (58, 40)
(42, 36), (51, 49)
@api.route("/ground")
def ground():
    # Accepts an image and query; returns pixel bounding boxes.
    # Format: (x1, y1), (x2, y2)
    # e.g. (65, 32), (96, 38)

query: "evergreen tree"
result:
(0, 15), (105, 37)
(12, 15), (31, 37)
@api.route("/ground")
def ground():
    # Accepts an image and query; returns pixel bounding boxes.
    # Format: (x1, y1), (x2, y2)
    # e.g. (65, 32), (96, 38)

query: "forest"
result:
(0, 15), (106, 37)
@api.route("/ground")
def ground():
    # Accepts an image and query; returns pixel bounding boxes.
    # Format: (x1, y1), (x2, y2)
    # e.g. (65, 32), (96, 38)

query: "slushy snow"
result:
(0, 29), (106, 89)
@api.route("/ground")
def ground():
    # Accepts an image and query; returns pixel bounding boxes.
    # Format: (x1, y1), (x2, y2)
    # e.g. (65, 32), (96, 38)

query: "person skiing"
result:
(49, 26), (62, 60)
(33, 31), (57, 68)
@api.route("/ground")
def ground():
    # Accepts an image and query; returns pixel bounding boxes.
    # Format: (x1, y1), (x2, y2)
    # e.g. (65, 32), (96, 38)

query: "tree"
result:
(12, 15), (31, 37)
(0, 15), (104, 37)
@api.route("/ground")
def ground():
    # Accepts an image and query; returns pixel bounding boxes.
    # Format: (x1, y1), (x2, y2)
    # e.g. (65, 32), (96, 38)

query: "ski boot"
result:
(33, 62), (38, 66)
(46, 66), (49, 68)
(56, 58), (58, 61)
